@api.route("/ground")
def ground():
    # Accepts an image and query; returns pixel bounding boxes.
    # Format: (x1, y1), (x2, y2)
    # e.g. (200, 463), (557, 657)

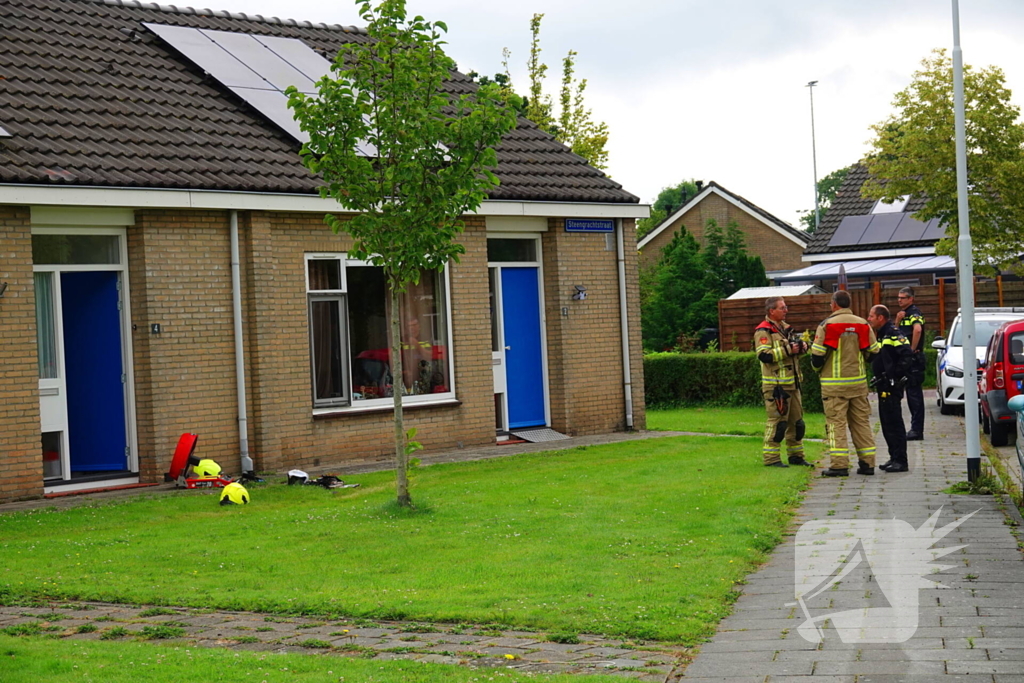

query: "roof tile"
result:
(0, 0), (637, 203)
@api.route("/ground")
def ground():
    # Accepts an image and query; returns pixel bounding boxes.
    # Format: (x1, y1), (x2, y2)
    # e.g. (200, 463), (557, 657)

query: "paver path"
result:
(0, 602), (689, 680)
(679, 396), (1024, 681)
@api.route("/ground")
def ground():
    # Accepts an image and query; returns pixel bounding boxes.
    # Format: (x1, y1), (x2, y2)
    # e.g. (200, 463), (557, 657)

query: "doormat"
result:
(509, 427), (570, 443)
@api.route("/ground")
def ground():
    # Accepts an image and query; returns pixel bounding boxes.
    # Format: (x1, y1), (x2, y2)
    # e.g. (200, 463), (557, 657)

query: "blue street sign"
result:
(565, 218), (614, 233)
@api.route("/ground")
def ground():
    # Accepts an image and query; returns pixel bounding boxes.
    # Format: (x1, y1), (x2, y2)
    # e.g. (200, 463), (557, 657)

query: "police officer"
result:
(811, 290), (881, 477)
(755, 296), (811, 468)
(895, 286), (926, 440)
(867, 305), (912, 472)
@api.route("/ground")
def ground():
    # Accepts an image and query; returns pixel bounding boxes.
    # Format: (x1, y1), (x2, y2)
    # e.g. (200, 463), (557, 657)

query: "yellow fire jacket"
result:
(810, 308), (881, 397)
(754, 317), (802, 389)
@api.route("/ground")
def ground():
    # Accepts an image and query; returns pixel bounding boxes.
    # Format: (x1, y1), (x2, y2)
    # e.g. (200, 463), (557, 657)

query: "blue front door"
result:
(500, 267), (545, 428)
(61, 271), (128, 472)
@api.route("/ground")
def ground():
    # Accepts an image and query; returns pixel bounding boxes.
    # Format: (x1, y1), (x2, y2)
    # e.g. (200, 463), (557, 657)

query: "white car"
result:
(933, 308), (1024, 414)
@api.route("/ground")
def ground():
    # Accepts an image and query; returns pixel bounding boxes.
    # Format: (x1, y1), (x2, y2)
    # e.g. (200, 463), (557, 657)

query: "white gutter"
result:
(616, 218), (634, 430)
(229, 211), (253, 475)
(0, 184), (650, 219)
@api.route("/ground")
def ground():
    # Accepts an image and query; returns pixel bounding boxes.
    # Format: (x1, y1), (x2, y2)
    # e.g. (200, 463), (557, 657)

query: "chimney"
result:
(695, 180), (704, 192)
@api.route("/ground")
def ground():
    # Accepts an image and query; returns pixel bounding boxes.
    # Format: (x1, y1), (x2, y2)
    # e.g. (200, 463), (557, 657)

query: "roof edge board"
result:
(0, 184), (650, 218)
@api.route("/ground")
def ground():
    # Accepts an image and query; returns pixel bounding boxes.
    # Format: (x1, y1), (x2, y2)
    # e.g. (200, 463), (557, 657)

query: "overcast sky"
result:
(203, 0), (1024, 228)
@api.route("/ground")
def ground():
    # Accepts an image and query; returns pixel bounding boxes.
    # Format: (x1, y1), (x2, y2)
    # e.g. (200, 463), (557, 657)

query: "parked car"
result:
(1005, 393), (1024, 497)
(932, 308), (1024, 415)
(978, 318), (1024, 446)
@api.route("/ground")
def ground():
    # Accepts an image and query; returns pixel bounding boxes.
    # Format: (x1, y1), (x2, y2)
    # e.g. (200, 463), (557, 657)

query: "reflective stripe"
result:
(811, 343), (828, 353)
(820, 375), (868, 384)
(882, 337), (909, 347)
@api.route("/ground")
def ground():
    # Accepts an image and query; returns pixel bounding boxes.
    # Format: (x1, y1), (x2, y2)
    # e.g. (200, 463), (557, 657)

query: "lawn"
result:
(0, 437), (817, 644)
(0, 635), (621, 683)
(647, 405), (827, 440)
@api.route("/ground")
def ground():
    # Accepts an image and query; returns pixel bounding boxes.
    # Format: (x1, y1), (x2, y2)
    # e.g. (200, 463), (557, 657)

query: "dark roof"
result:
(705, 181), (807, 244)
(804, 163), (935, 254)
(0, 0), (637, 203)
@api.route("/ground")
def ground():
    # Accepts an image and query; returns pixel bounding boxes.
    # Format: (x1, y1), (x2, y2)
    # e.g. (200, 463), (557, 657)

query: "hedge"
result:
(644, 348), (937, 412)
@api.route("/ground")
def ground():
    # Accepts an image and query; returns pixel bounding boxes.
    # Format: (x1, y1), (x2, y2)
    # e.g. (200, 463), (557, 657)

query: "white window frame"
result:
(307, 253), (456, 415)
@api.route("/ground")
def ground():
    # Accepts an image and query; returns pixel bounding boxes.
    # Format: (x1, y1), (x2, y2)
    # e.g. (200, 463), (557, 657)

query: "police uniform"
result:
(754, 317), (806, 465)
(811, 308), (881, 472)
(873, 321), (912, 469)
(898, 303), (926, 437)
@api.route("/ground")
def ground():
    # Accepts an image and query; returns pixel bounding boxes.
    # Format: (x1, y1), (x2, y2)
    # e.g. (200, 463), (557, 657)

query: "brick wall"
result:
(1, 205), (648, 501)
(639, 193), (806, 273)
(542, 220), (645, 434)
(129, 211), (242, 482)
(0, 206), (43, 501)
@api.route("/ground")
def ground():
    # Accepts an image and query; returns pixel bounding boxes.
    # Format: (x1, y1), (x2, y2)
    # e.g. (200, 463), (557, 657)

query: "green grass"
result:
(0, 636), (622, 683)
(0, 437), (816, 643)
(648, 405), (827, 439)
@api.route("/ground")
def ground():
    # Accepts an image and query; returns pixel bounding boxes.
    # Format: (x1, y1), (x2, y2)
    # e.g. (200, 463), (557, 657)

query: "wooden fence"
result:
(718, 278), (1024, 351)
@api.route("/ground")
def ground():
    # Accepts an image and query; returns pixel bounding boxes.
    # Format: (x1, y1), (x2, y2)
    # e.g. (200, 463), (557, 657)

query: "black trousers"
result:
(879, 391), (908, 465)
(906, 352), (925, 434)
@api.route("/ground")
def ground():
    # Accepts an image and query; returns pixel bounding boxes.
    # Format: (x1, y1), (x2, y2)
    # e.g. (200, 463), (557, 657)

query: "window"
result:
(306, 254), (452, 410)
(871, 195), (910, 214)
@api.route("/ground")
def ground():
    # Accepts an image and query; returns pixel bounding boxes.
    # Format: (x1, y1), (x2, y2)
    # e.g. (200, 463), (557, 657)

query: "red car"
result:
(979, 319), (1024, 446)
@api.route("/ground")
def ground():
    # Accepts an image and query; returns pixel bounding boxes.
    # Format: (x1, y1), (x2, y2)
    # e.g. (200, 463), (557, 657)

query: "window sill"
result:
(313, 398), (462, 419)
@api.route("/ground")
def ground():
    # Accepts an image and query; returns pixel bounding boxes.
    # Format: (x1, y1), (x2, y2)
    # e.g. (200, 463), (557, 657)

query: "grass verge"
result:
(0, 635), (619, 683)
(0, 437), (817, 644)
(648, 406), (826, 439)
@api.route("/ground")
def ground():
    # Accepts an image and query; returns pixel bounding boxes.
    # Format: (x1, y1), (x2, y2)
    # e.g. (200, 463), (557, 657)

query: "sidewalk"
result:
(679, 396), (1024, 681)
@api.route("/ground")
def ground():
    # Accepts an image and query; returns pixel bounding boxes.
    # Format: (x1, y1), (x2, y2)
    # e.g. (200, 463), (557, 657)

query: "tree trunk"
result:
(389, 283), (412, 507)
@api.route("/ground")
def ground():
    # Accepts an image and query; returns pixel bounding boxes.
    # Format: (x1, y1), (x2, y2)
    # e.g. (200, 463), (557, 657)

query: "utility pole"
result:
(952, 0), (980, 482)
(807, 80), (820, 232)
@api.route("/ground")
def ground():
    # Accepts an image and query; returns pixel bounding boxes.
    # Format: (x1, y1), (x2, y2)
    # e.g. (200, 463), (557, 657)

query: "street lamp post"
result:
(807, 80), (820, 232)
(952, 0), (980, 482)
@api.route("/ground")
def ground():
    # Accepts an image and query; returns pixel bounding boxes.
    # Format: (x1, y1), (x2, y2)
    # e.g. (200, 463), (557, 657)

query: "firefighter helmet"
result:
(219, 482), (249, 505)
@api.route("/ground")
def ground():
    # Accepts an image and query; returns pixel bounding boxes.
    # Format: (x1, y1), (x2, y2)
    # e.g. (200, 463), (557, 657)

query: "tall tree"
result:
(799, 166), (850, 233)
(519, 13), (609, 170)
(288, 0), (517, 506)
(637, 179), (701, 240)
(863, 49), (1024, 273)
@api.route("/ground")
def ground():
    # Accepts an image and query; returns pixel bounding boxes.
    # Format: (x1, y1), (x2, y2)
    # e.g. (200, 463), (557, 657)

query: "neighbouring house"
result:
(775, 164), (956, 290)
(0, 0), (649, 502)
(636, 181), (809, 280)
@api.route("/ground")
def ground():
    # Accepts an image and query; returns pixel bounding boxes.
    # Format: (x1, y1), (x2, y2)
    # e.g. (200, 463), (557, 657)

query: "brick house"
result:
(0, 0), (648, 502)
(636, 181), (808, 279)
(775, 164), (956, 289)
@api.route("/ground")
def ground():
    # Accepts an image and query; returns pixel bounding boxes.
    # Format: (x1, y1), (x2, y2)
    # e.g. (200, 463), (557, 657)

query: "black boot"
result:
(821, 468), (849, 477)
(856, 461), (874, 475)
(788, 456), (814, 467)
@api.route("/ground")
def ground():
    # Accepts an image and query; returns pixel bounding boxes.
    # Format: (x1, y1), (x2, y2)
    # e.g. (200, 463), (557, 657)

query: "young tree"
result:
(288, 0), (517, 506)
(863, 49), (1024, 272)
(799, 166), (850, 233)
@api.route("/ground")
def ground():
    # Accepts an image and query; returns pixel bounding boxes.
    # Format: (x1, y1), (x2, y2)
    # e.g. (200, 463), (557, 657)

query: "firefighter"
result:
(755, 296), (811, 468)
(895, 286), (926, 440)
(867, 305), (912, 472)
(811, 290), (881, 477)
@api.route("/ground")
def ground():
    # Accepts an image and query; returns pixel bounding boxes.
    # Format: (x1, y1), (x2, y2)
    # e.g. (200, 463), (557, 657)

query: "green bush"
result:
(643, 348), (937, 413)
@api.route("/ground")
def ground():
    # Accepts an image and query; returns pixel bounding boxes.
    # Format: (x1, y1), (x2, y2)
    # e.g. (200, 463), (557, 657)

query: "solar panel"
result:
(144, 23), (362, 151)
(253, 35), (334, 89)
(889, 213), (929, 242)
(827, 215), (872, 247)
(857, 213), (902, 245)
(920, 218), (947, 241)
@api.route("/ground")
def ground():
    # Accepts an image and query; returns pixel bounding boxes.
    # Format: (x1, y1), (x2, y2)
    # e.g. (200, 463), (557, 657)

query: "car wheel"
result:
(939, 395), (955, 415)
(990, 422), (1009, 447)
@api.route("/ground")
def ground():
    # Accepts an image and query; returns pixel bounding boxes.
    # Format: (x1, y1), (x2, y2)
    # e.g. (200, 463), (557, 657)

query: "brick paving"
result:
(678, 394), (1024, 681)
(0, 602), (689, 680)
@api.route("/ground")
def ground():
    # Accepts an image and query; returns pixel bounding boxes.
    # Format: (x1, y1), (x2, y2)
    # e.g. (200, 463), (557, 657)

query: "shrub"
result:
(643, 349), (936, 412)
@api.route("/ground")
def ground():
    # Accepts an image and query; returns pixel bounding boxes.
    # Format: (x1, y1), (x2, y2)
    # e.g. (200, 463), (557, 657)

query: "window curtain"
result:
(34, 272), (58, 379)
